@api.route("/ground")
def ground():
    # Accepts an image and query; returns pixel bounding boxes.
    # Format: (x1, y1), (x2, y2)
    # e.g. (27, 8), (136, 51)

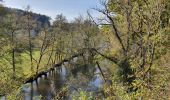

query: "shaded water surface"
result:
(22, 58), (105, 100)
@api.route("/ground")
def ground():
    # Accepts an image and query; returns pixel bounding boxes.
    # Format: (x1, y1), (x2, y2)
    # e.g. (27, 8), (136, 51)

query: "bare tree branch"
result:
(92, 1), (126, 53)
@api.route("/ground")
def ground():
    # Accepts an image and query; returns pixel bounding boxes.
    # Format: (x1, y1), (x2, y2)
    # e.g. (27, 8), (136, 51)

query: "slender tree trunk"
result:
(12, 48), (15, 78)
(46, 41), (55, 68)
(27, 14), (33, 72)
(11, 31), (15, 78)
(29, 30), (33, 72)
(36, 54), (43, 75)
(96, 61), (106, 82)
(46, 49), (54, 68)
(36, 29), (49, 74)
(52, 49), (58, 65)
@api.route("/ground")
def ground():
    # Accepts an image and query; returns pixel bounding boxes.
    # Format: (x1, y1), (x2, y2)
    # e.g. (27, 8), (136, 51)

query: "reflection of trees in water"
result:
(34, 70), (64, 100)
(68, 64), (97, 91)
(35, 78), (51, 100)
(28, 59), (103, 99)
(70, 64), (95, 78)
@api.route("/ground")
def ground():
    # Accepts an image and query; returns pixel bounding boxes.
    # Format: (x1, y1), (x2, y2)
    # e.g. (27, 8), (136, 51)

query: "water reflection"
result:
(22, 59), (105, 100)
(0, 96), (6, 100)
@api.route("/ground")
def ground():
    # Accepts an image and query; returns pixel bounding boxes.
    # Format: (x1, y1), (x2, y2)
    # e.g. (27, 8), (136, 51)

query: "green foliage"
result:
(72, 90), (94, 100)
(0, 0), (170, 99)
(73, 91), (88, 100)
(99, 0), (170, 99)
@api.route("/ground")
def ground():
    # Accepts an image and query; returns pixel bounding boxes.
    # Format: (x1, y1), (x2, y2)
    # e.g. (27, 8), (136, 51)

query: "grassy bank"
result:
(0, 50), (62, 98)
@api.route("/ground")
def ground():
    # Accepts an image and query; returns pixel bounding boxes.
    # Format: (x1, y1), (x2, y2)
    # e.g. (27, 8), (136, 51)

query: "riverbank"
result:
(0, 50), (69, 99)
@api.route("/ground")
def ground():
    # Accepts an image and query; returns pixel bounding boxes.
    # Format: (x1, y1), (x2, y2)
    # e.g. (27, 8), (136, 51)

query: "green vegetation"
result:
(97, 0), (170, 99)
(0, 0), (170, 99)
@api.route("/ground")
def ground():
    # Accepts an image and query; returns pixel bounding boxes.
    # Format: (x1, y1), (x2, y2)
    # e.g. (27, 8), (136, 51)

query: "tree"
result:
(51, 14), (68, 64)
(22, 6), (37, 72)
(35, 27), (53, 74)
(91, 0), (169, 95)
(4, 11), (20, 78)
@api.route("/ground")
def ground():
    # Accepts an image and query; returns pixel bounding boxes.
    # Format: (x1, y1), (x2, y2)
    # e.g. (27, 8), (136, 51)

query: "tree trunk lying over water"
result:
(25, 52), (83, 83)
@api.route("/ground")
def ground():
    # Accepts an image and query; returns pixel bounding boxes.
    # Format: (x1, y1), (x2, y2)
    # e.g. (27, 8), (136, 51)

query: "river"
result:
(1, 57), (108, 100)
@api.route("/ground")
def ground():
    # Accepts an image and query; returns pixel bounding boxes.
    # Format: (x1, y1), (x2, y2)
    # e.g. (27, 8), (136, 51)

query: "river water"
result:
(22, 58), (105, 100)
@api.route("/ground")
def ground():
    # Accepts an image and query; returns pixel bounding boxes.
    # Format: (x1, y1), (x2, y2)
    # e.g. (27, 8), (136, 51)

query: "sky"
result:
(1, 0), (102, 21)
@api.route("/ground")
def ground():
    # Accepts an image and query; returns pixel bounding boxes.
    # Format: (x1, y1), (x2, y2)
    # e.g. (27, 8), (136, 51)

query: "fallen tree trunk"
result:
(25, 52), (83, 83)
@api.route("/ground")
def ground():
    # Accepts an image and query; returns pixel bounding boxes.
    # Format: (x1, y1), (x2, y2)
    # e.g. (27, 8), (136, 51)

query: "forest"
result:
(0, 0), (170, 100)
